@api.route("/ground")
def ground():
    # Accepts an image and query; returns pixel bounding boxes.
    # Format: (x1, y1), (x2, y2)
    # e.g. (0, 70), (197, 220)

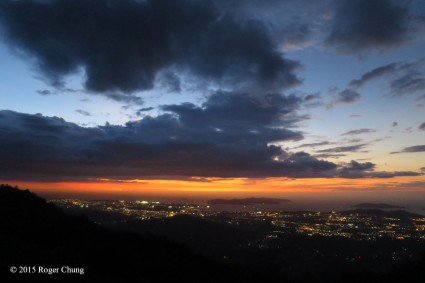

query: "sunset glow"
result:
(6, 175), (425, 202)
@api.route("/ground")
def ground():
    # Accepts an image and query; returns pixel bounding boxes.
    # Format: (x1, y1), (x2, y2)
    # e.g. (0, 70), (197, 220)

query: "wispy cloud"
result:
(349, 58), (425, 98)
(75, 109), (91, 117)
(317, 144), (368, 153)
(293, 141), (331, 149)
(328, 89), (362, 108)
(391, 145), (425, 154)
(341, 128), (376, 136)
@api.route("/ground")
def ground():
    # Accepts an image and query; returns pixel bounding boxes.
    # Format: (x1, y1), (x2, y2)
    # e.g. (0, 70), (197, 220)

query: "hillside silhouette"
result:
(108, 215), (425, 283)
(340, 209), (422, 221)
(109, 214), (272, 260)
(1, 184), (425, 283)
(0, 184), (267, 282)
(352, 203), (405, 209)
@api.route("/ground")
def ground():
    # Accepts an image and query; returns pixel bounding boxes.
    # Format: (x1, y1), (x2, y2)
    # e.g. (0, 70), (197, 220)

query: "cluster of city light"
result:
(269, 211), (425, 241)
(50, 199), (425, 241)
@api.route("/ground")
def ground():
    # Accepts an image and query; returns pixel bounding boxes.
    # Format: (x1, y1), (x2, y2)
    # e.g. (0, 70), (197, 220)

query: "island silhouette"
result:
(352, 203), (405, 209)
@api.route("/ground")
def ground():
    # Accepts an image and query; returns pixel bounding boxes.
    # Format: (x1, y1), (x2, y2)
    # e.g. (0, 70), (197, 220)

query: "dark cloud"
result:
(277, 23), (313, 51)
(419, 122), (425, 131)
(326, 0), (412, 53)
(161, 92), (304, 131)
(75, 109), (91, 117)
(1, 101), (419, 181)
(214, 0), (326, 48)
(0, 0), (301, 97)
(157, 71), (181, 93)
(343, 160), (375, 171)
(0, 92), (333, 181)
(340, 170), (420, 179)
(337, 160), (421, 178)
(338, 160), (375, 178)
(341, 128), (376, 136)
(214, 0), (325, 17)
(391, 145), (425, 154)
(274, 152), (337, 178)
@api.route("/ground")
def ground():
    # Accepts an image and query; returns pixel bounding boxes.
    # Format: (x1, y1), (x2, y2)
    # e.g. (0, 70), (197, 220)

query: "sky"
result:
(0, 0), (424, 204)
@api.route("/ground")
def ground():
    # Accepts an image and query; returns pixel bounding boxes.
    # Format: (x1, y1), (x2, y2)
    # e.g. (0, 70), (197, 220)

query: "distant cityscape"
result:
(50, 198), (425, 242)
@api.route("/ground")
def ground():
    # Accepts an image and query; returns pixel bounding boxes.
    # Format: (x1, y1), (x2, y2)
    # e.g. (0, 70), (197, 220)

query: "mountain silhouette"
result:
(352, 203), (405, 209)
(108, 214), (272, 260)
(340, 209), (423, 221)
(0, 184), (265, 282)
(207, 197), (291, 205)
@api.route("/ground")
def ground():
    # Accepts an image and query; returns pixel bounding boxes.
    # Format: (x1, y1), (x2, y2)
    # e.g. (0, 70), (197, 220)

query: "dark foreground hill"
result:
(2, 184), (425, 283)
(0, 184), (267, 283)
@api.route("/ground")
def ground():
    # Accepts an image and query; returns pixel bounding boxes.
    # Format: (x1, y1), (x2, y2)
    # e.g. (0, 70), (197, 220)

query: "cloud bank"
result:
(0, 92), (419, 182)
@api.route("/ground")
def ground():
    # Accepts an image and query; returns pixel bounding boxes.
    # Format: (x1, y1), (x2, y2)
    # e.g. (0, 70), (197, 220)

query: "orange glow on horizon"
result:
(3, 175), (425, 200)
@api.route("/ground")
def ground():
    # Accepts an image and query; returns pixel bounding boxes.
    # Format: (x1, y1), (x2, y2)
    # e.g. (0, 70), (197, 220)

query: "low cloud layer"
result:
(338, 161), (419, 178)
(0, 93), (320, 181)
(1, 92), (419, 182)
